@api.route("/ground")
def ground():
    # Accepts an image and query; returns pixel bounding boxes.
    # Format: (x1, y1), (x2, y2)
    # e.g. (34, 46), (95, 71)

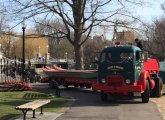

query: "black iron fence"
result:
(0, 57), (41, 83)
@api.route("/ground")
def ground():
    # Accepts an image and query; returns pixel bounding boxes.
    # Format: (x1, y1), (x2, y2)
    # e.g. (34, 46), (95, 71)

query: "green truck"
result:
(92, 45), (163, 103)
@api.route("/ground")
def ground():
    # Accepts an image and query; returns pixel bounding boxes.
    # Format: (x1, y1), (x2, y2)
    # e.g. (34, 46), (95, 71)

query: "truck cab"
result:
(98, 45), (144, 85)
(92, 45), (162, 103)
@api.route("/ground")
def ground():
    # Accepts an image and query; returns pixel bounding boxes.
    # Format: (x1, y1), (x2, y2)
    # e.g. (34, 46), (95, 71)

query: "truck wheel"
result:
(150, 77), (163, 97)
(155, 78), (162, 97)
(158, 78), (163, 97)
(141, 80), (150, 103)
(101, 91), (108, 102)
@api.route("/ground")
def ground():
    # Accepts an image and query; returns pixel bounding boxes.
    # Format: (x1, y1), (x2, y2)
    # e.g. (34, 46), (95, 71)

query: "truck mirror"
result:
(94, 57), (98, 63)
(142, 52), (148, 62)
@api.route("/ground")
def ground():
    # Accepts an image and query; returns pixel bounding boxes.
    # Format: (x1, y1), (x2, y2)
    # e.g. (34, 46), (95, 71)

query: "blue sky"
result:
(98, 0), (165, 39)
(1, 0), (164, 34)
(135, 0), (164, 22)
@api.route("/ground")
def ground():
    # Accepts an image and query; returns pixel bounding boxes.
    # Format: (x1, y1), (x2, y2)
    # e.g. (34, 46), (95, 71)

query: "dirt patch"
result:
(151, 96), (165, 120)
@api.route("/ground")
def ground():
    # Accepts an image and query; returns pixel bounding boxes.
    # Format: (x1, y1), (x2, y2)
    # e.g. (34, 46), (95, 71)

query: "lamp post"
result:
(22, 20), (26, 82)
(0, 44), (2, 80)
(38, 46), (41, 58)
(46, 45), (49, 54)
(65, 52), (68, 62)
(45, 45), (49, 65)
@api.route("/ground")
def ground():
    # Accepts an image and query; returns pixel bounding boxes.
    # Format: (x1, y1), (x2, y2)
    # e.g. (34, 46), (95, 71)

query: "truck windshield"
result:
(100, 52), (133, 63)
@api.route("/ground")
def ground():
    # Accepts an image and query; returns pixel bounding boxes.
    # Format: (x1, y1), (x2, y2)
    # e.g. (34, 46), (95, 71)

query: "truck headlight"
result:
(101, 78), (106, 83)
(125, 79), (131, 84)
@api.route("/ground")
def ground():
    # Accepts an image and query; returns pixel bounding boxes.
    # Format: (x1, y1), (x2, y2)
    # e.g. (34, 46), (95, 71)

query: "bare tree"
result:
(7, 0), (145, 69)
(161, 2), (165, 11)
(0, 7), (8, 32)
(0, 33), (14, 58)
(83, 35), (111, 69)
(142, 17), (165, 61)
(0, 4), (15, 58)
(152, 18), (165, 60)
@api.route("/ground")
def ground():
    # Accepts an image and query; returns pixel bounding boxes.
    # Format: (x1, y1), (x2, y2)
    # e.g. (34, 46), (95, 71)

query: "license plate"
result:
(133, 92), (141, 96)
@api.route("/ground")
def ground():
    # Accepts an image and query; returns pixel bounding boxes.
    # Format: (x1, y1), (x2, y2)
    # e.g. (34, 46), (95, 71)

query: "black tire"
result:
(141, 80), (150, 103)
(55, 88), (61, 97)
(159, 78), (163, 97)
(74, 84), (79, 88)
(49, 80), (56, 89)
(63, 83), (69, 88)
(85, 84), (91, 88)
(79, 84), (85, 88)
(101, 91), (108, 102)
(151, 77), (163, 97)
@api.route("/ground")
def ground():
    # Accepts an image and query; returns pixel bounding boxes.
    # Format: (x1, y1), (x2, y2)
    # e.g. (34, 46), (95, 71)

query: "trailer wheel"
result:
(79, 84), (85, 88)
(55, 87), (61, 97)
(74, 84), (79, 88)
(85, 84), (91, 88)
(63, 83), (69, 88)
(61, 79), (69, 88)
(49, 80), (56, 89)
(141, 80), (150, 103)
(151, 77), (163, 97)
(101, 91), (108, 102)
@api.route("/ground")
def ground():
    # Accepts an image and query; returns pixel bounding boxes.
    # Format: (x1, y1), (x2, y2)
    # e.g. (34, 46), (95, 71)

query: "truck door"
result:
(135, 51), (143, 82)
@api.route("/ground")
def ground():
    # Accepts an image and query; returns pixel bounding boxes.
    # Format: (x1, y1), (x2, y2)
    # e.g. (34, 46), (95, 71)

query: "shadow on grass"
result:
(23, 93), (49, 99)
(0, 113), (20, 120)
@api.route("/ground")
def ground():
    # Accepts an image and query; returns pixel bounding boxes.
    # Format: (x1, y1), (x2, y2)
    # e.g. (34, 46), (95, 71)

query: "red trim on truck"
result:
(92, 82), (143, 95)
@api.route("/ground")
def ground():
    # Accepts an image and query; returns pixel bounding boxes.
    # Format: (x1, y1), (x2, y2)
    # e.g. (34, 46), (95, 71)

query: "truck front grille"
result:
(106, 75), (124, 87)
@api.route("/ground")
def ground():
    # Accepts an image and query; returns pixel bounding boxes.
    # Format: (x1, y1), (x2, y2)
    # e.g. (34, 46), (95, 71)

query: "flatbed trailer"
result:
(42, 66), (98, 88)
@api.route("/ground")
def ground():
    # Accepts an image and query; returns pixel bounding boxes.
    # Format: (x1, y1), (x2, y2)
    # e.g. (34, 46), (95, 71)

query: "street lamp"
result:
(22, 20), (26, 82)
(38, 46), (41, 59)
(45, 45), (49, 65)
(65, 52), (68, 62)
(46, 45), (49, 54)
(65, 52), (68, 69)
(0, 44), (2, 80)
(0, 44), (2, 59)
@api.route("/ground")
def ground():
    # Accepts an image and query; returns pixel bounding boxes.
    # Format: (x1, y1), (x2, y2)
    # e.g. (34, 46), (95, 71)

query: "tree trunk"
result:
(73, 29), (84, 70)
(72, 0), (84, 70)
(74, 45), (84, 70)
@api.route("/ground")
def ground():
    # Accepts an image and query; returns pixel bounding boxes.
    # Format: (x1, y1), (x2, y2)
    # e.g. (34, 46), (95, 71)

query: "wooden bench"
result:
(15, 99), (50, 120)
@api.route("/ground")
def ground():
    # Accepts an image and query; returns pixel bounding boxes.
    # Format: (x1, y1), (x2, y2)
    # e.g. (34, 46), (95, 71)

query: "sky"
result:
(135, 0), (164, 22)
(1, 0), (164, 35)
(99, 0), (165, 39)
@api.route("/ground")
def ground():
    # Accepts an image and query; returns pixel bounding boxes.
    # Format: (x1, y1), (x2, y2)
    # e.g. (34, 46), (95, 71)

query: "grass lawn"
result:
(0, 87), (67, 120)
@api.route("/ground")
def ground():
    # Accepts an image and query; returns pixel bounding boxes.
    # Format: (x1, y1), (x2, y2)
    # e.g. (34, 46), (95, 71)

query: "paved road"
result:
(57, 87), (163, 120)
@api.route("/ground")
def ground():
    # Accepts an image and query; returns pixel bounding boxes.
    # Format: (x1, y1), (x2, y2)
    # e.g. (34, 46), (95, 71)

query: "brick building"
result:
(115, 30), (134, 45)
